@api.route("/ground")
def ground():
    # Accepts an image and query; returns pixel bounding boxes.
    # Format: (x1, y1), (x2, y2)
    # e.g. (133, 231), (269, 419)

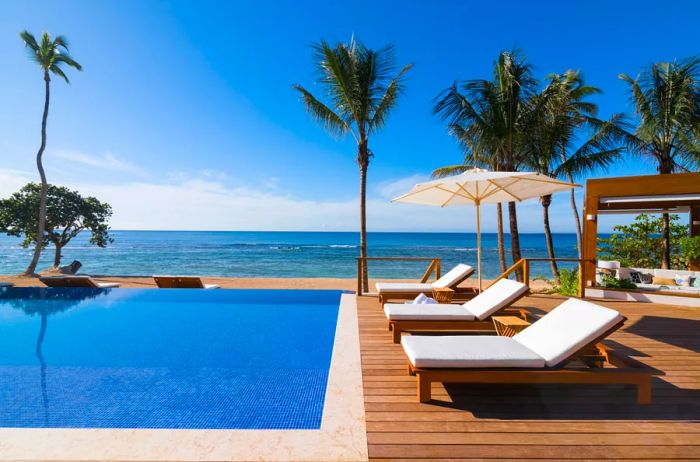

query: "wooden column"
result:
(581, 180), (599, 292)
(691, 206), (700, 237)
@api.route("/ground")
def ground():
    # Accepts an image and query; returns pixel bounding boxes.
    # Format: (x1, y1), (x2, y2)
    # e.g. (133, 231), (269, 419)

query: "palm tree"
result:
(524, 71), (632, 280)
(19, 31), (82, 276)
(620, 58), (700, 268)
(433, 49), (536, 278)
(293, 38), (412, 291)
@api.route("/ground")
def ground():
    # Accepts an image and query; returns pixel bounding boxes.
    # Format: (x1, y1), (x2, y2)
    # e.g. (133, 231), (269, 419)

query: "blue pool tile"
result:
(0, 288), (341, 429)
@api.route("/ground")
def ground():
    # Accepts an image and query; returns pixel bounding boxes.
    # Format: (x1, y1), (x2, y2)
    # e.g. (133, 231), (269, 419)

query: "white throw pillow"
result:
(676, 274), (692, 287)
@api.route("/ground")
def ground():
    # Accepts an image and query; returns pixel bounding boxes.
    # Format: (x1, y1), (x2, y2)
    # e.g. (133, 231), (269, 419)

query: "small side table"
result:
(432, 287), (454, 303)
(492, 316), (530, 337)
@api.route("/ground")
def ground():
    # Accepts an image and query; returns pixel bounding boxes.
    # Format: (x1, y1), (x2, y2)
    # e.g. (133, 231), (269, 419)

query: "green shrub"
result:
(601, 274), (637, 289)
(554, 268), (579, 296)
(680, 235), (700, 267)
(598, 213), (687, 269)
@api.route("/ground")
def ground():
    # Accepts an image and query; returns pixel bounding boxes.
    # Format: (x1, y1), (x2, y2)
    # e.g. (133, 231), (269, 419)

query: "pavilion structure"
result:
(582, 172), (700, 305)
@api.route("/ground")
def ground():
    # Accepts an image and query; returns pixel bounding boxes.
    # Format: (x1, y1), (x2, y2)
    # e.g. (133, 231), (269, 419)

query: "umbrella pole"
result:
(476, 200), (482, 292)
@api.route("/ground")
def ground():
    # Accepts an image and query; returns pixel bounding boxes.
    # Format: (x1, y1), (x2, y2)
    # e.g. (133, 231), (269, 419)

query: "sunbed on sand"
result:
(401, 298), (662, 403)
(375, 263), (474, 304)
(384, 278), (530, 343)
(153, 276), (220, 289)
(39, 276), (120, 289)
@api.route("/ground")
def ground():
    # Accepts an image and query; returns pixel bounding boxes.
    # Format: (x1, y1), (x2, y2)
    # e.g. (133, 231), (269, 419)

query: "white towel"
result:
(406, 293), (438, 304)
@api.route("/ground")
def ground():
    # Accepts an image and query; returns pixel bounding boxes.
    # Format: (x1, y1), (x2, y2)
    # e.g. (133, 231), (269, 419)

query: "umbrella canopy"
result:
(392, 169), (579, 290)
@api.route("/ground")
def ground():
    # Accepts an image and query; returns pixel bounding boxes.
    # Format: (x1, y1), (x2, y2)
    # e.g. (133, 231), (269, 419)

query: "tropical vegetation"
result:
(619, 58), (700, 269)
(293, 37), (412, 291)
(432, 51), (635, 280)
(598, 214), (687, 269)
(0, 183), (113, 269)
(679, 235), (700, 269)
(19, 30), (82, 275)
(432, 49), (536, 275)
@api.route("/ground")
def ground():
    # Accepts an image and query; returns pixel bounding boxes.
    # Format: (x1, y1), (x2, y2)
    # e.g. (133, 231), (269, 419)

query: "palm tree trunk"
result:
(36, 312), (49, 425)
(541, 194), (559, 283)
(658, 163), (672, 269)
(53, 244), (62, 268)
(496, 203), (506, 273)
(565, 172), (583, 258)
(25, 73), (50, 276)
(358, 142), (369, 293)
(508, 201), (523, 281)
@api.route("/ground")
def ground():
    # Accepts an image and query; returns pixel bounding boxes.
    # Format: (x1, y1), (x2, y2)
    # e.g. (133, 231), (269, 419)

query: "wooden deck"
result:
(357, 294), (700, 461)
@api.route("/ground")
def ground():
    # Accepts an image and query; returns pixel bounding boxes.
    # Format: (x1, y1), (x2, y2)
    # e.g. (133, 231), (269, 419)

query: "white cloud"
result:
(0, 168), (33, 197)
(375, 174), (429, 200)
(0, 168), (593, 232)
(52, 149), (144, 175)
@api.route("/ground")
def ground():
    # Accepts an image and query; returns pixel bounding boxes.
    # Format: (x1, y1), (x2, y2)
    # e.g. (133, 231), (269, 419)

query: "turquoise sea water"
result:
(0, 231), (582, 279)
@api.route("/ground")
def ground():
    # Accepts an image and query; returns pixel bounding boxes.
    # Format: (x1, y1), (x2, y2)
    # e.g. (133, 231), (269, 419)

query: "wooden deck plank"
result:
(358, 293), (700, 460)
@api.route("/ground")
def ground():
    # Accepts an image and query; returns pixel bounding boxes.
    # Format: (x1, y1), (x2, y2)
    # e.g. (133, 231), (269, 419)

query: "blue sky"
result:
(0, 0), (697, 232)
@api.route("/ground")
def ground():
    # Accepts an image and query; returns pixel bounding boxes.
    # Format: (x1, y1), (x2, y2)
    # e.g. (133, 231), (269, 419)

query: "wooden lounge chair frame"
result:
(39, 276), (119, 289)
(378, 267), (477, 305)
(388, 289), (531, 343)
(153, 276), (215, 289)
(406, 318), (663, 404)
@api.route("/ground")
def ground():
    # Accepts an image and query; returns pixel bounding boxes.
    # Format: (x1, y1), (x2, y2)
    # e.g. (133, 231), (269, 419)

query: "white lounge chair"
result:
(375, 263), (475, 304)
(401, 298), (662, 403)
(153, 276), (220, 289)
(39, 276), (120, 289)
(383, 279), (530, 342)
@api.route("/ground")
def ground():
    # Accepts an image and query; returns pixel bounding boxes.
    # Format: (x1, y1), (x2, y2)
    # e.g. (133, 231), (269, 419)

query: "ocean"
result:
(0, 231), (582, 280)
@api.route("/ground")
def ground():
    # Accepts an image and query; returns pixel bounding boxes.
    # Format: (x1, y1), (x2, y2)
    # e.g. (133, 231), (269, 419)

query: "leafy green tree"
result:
(620, 58), (700, 268)
(0, 183), (113, 269)
(293, 37), (412, 291)
(598, 214), (688, 269)
(433, 49), (537, 277)
(19, 31), (82, 276)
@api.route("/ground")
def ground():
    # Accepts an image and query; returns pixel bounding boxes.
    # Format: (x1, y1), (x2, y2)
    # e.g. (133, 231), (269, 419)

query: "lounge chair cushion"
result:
(432, 264), (473, 288)
(97, 282), (120, 289)
(384, 304), (475, 321)
(402, 336), (545, 369)
(204, 284), (220, 289)
(462, 279), (528, 320)
(375, 282), (434, 293)
(513, 298), (623, 367)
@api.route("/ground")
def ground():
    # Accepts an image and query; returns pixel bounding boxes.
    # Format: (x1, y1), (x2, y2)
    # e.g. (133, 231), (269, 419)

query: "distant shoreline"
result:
(0, 275), (554, 292)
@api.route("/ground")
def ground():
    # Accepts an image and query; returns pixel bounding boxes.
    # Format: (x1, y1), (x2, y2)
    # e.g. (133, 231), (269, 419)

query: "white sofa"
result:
(616, 267), (700, 294)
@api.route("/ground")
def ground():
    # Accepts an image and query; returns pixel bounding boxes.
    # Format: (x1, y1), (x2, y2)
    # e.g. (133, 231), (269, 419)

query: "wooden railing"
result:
(356, 257), (441, 296)
(491, 258), (595, 297)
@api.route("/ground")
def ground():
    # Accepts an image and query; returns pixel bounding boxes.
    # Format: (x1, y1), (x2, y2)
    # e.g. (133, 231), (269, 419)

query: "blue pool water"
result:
(0, 288), (342, 429)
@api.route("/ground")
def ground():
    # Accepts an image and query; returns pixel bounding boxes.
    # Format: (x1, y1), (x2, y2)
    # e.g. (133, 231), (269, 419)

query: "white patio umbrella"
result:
(392, 168), (579, 290)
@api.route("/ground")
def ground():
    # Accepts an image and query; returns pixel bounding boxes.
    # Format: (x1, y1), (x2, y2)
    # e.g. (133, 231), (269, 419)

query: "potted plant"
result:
(680, 236), (700, 271)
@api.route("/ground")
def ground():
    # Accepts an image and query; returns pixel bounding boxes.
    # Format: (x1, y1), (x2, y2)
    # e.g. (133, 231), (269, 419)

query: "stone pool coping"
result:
(0, 293), (368, 462)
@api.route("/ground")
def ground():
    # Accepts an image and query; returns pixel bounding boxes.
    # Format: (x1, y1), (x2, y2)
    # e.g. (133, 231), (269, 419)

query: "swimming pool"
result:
(0, 287), (342, 430)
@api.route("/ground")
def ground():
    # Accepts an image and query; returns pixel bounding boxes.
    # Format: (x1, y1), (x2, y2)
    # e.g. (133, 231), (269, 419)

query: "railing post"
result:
(420, 260), (436, 283)
(435, 259), (441, 280)
(523, 259), (530, 287)
(356, 258), (363, 296)
(578, 260), (585, 299)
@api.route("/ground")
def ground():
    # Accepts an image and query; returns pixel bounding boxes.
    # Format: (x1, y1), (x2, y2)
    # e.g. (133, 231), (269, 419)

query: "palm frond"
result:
(369, 63), (413, 132)
(49, 64), (69, 83)
(431, 164), (476, 178)
(293, 84), (353, 139)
